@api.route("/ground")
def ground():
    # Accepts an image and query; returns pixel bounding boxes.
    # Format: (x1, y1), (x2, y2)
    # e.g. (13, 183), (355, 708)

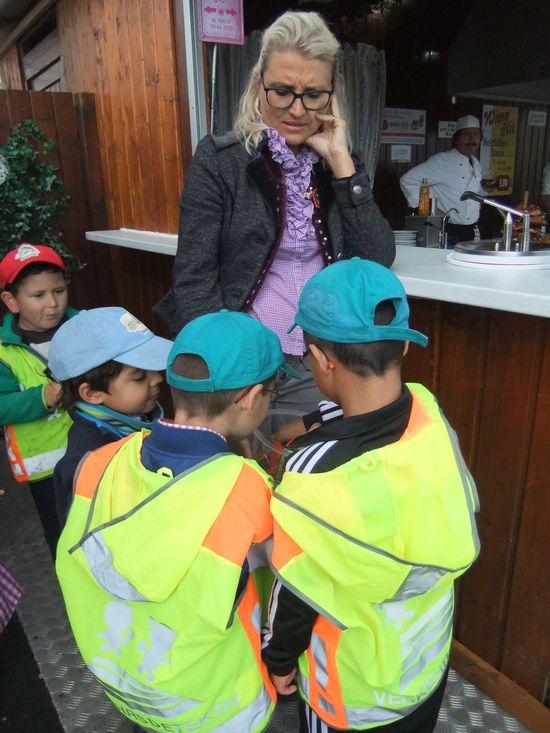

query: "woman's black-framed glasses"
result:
(261, 73), (333, 111)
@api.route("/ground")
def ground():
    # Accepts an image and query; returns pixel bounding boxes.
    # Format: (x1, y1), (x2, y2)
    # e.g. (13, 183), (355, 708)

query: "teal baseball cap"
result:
(290, 258), (428, 347)
(167, 310), (299, 392)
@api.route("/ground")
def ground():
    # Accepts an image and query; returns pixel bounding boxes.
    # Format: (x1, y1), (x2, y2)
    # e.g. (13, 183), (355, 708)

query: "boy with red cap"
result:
(0, 243), (76, 556)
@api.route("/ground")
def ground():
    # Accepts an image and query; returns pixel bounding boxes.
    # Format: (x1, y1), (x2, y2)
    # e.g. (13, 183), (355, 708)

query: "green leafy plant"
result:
(0, 119), (80, 275)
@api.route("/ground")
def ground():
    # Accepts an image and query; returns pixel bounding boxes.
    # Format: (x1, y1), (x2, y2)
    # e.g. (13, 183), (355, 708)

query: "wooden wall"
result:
(0, 88), (115, 311)
(0, 44), (24, 90)
(56, 0), (189, 233)
(403, 298), (550, 703)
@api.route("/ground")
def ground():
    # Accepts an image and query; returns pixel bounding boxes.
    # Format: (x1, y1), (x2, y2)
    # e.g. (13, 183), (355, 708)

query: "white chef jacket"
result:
(541, 161), (550, 195)
(400, 148), (483, 225)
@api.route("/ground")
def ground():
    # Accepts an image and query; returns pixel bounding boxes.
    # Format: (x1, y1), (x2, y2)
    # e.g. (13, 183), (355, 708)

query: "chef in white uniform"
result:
(400, 115), (483, 245)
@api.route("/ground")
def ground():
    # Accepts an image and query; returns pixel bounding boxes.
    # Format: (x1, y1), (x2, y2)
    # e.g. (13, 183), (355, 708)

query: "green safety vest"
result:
(0, 339), (71, 482)
(56, 432), (276, 733)
(271, 383), (480, 730)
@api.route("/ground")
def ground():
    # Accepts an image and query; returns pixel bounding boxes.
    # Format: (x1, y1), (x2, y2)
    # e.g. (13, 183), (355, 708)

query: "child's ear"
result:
(0, 290), (19, 314)
(309, 344), (335, 373)
(236, 383), (264, 413)
(403, 342), (409, 356)
(78, 382), (107, 405)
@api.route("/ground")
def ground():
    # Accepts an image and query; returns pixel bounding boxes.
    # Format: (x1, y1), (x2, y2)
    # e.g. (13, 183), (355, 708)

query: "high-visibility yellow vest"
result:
(0, 339), (71, 482)
(271, 383), (480, 730)
(56, 432), (276, 733)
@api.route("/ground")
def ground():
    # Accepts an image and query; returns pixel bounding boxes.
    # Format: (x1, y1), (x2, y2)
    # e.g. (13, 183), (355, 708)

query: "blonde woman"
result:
(156, 11), (394, 415)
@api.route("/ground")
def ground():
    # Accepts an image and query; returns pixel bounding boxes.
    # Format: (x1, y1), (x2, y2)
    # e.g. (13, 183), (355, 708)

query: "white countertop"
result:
(86, 228), (178, 256)
(86, 229), (550, 319)
(393, 245), (550, 318)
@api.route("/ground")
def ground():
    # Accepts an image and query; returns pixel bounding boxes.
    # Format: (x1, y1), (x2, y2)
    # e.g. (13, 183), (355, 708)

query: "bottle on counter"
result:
(418, 178), (430, 216)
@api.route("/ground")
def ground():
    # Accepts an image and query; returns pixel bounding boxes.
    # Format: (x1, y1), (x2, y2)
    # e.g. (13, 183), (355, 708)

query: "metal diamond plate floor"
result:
(0, 456), (532, 733)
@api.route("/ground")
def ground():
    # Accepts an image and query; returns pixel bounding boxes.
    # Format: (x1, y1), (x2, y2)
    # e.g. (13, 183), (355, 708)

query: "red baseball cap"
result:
(0, 243), (65, 288)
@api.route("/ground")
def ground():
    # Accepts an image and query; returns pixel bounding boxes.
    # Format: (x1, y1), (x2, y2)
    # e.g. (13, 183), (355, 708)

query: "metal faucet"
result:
(460, 191), (530, 251)
(439, 208), (458, 248)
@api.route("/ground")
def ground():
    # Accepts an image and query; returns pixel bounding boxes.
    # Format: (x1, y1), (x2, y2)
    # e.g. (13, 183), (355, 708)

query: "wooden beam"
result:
(0, 0), (57, 57)
(451, 640), (550, 733)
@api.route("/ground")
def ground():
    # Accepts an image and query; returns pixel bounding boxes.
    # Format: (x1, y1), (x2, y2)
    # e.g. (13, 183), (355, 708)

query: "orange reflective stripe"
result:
(202, 462), (272, 565)
(307, 615), (347, 728)
(4, 424), (29, 482)
(237, 581), (276, 701)
(74, 437), (132, 499)
(271, 520), (303, 570)
(401, 392), (431, 440)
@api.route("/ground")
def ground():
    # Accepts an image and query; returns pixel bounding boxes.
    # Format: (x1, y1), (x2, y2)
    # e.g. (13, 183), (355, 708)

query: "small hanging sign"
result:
(199, 0), (244, 45)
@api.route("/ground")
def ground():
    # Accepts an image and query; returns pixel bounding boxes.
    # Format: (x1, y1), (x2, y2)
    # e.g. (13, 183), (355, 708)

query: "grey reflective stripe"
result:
(392, 566), (448, 601)
(318, 695), (336, 715)
(274, 492), (473, 577)
(400, 590), (453, 649)
(302, 637), (335, 718)
(91, 657), (201, 717)
(346, 701), (416, 727)
(251, 602), (261, 634)
(82, 533), (148, 601)
(400, 592), (453, 690)
(271, 568), (346, 630)
(22, 446), (67, 477)
(211, 685), (272, 733)
(400, 620), (451, 691)
(300, 670), (437, 728)
(74, 449), (233, 547)
(311, 632), (329, 689)
(92, 658), (272, 731)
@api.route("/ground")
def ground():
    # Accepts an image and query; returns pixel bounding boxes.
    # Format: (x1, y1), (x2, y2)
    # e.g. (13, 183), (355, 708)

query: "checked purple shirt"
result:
(248, 127), (324, 355)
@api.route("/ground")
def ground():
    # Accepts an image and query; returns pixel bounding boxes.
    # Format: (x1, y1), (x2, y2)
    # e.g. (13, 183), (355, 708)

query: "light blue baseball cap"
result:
(289, 258), (428, 347)
(48, 307), (173, 381)
(167, 310), (299, 392)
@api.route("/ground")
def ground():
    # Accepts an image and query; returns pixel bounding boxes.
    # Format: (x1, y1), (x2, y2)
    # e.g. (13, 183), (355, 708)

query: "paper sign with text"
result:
(480, 105), (518, 197)
(381, 108), (426, 145)
(199, 0), (244, 45)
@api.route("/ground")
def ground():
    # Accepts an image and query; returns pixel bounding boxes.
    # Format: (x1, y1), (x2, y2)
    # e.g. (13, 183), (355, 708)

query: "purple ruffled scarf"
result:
(265, 127), (319, 239)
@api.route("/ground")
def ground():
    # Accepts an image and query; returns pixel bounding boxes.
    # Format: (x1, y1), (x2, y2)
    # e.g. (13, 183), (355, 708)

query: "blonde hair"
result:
(234, 11), (344, 154)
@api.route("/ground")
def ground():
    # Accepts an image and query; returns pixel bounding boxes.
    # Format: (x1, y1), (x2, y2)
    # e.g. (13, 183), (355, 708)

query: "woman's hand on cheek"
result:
(304, 99), (355, 178)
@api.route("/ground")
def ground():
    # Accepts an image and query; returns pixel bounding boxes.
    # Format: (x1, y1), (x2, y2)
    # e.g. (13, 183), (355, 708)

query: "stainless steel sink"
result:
(455, 240), (550, 258)
(448, 240), (550, 268)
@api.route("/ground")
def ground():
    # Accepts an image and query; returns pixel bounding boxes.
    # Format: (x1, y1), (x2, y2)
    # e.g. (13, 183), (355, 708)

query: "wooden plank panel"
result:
(29, 90), (61, 170)
(151, 0), (184, 231)
(402, 297), (440, 393)
(5, 88), (33, 125)
(124, 0), (155, 228)
(56, 0), (183, 232)
(0, 91), (12, 141)
(50, 91), (98, 309)
(73, 92), (109, 231)
(452, 311), (543, 667)
(0, 45), (24, 90)
(500, 320), (550, 699)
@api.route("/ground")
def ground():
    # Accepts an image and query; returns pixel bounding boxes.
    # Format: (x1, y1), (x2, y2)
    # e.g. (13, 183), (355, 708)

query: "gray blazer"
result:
(155, 132), (395, 334)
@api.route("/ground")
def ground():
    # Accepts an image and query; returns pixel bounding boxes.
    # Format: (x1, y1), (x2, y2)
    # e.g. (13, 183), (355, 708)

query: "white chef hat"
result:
(456, 115), (480, 131)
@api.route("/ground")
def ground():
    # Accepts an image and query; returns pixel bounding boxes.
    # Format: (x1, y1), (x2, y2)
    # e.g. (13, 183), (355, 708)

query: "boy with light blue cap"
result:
(263, 258), (479, 733)
(48, 307), (172, 527)
(56, 310), (296, 733)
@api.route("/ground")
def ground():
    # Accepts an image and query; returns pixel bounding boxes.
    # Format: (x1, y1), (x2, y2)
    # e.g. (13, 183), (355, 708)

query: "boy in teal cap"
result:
(262, 259), (480, 733)
(56, 311), (297, 733)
